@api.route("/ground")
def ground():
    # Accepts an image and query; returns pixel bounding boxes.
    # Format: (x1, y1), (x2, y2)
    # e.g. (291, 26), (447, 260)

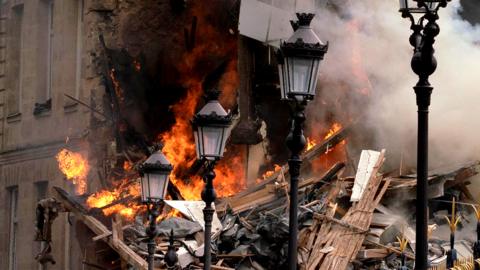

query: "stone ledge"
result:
(6, 112), (21, 123)
(63, 101), (79, 113)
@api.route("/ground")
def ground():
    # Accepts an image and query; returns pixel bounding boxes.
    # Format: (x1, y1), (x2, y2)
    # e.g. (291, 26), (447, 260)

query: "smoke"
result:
(303, 0), (480, 168)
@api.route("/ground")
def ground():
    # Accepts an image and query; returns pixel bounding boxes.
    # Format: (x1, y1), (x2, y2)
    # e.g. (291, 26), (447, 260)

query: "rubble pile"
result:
(40, 124), (480, 270)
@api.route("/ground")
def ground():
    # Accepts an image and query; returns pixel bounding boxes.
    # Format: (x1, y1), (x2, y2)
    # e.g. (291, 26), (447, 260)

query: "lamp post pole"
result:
(286, 101), (306, 270)
(192, 91), (232, 270)
(399, 1), (450, 268)
(139, 150), (173, 270)
(146, 203), (160, 270)
(277, 13), (328, 269)
(201, 163), (216, 270)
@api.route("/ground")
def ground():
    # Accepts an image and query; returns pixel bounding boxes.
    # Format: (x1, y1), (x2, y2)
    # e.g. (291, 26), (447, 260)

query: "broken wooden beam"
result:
(356, 248), (389, 259)
(228, 124), (350, 201)
(53, 187), (148, 270)
(220, 162), (345, 214)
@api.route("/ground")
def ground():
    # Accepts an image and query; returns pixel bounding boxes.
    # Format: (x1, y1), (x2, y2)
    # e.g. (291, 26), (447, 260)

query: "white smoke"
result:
(306, 0), (480, 169)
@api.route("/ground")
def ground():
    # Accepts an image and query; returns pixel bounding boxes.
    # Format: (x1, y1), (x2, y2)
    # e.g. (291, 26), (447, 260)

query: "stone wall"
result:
(0, 0), (95, 269)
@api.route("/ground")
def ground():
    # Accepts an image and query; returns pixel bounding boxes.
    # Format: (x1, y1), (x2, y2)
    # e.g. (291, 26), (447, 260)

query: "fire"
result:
(56, 149), (89, 194)
(109, 68), (124, 103)
(160, 87), (246, 200)
(308, 122), (347, 174)
(324, 123), (342, 140)
(307, 138), (317, 151)
(86, 180), (144, 220)
(123, 160), (133, 171)
(156, 209), (182, 222)
(257, 164), (282, 183)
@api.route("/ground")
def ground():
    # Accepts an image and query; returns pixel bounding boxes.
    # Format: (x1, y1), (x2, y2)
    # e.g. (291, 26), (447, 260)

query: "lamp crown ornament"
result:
(296, 13), (315, 26)
(290, 20), (299, 31)
(282, 13), (328, 58)
(204, 89), (220, 102)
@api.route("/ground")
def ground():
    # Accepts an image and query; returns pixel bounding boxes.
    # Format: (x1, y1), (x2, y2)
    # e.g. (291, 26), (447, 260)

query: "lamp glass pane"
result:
(286, 56), (315, 96)
(194, 130), (201, 159)
(219, 126), (229, 158)
(278, 64), (287, 100)
(200, 126), (224, 159)
(142, 173), (168, 201)
(141, 174), (149, 202)
(400, 0), (429, 12)
(426, 2), (439, 10)
(307, 58), (321, 96)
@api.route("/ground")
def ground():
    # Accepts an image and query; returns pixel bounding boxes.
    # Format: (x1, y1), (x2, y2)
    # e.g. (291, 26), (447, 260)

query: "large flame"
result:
(160, 86), (246, 200)
(56, 149), (89, 194)
(86, 180), (143, 220)
(56, 3), (245, 220)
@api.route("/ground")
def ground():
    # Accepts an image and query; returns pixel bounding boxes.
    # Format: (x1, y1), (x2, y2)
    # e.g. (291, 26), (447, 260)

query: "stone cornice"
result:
(0, 139), (85, 166)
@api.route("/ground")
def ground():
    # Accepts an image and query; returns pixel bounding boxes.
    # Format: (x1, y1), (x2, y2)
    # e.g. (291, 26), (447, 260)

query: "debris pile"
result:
(39, 123), (480, 269)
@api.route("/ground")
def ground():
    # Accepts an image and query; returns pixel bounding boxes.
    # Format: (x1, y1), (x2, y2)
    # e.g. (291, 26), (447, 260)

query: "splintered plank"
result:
(53, 187), (148, 270)
(306, 150), (388, 270)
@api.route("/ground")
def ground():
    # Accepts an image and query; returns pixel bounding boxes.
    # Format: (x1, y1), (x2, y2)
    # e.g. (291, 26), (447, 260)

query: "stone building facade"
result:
(0, 0), (103, 269)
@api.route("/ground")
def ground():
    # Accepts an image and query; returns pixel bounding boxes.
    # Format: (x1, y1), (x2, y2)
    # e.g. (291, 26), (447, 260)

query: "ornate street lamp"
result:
(139, 150), (173, 270)
(192, 90), (232, 270)
(277, 13), (328, 270)
(398, 1), (450, 269)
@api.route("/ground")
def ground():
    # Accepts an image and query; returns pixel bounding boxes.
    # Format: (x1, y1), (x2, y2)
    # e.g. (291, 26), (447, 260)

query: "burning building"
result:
(0, 0), (479, 269)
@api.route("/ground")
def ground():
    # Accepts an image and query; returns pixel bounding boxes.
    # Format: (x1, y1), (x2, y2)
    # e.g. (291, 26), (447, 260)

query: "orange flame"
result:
(123, 161), (133, 171)
(160, 87), (246, 200)
(86, 180), (144, 220)
(324, 123), (342, 140)
(307, 138), (317, 151)
(257, 164), (282, 183)
(308, 122), (347, 174)
(56, 149), (89, 194)
(109, 69), (124, 103)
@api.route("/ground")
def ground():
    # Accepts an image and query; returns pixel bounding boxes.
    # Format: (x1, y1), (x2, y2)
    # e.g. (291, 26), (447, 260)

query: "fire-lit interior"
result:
(51, 0), (374, 221)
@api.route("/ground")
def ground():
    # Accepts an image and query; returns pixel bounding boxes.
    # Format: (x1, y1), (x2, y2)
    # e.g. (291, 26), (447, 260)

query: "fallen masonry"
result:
(36, 140), (480, 269)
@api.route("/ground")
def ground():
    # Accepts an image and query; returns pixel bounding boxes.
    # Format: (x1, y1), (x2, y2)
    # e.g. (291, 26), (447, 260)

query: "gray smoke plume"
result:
(303, 0), (480, 175)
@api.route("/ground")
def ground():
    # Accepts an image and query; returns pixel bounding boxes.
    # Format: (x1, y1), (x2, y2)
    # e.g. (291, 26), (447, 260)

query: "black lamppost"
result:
(139, 150), (173, 270)
(192, 91), (232, 270)
(277, 13), (328, 270)
(398, 1), (451, 269)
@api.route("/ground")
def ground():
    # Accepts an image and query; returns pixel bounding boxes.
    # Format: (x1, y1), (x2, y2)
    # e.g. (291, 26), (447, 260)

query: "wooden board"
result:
(305, 150), (389, 270)
(53, 187), (148, 270)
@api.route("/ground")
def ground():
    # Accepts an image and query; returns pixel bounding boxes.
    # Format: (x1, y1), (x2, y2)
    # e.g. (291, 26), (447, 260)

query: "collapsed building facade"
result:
(0, 0), (479, 270)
